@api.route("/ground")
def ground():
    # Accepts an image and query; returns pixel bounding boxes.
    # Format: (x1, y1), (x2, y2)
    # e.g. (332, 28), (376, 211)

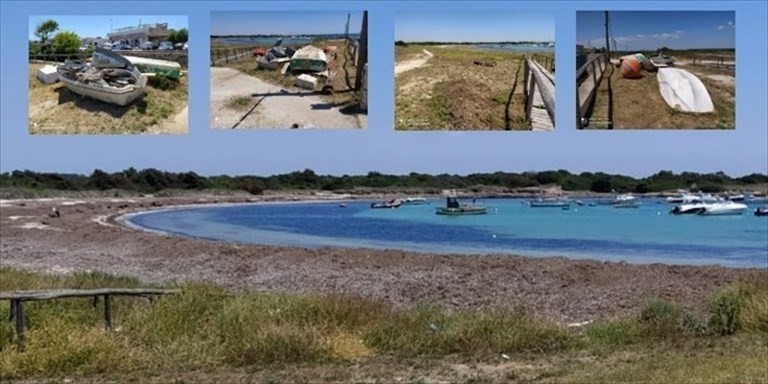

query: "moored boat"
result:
(754, 207), (768, 217)
(528, 198), (570, 208)
(402, 197), (428, 205)
(436, 196), (487, 216)
(371, 199), (402, 209)
(698, 201), (747, 216)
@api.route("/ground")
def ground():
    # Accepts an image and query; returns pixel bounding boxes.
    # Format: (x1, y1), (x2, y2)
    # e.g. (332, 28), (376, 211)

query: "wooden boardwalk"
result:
(524, 57), (555, 131)
(576, 54), (608, 127)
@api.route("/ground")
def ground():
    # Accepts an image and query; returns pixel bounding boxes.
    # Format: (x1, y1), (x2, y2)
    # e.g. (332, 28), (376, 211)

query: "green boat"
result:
(123, 56), (182, 79)
(435, 196), (487, 216)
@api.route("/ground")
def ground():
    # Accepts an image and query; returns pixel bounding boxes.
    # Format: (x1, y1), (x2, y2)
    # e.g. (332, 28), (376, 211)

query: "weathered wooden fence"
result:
(692, 54), (735, 72)
(523, 55), (555, 130)
(210, 46), (257, 66)
(530, 53), (555, 73)
(2, 288), (178, 351)
(576, 53), (609, 128)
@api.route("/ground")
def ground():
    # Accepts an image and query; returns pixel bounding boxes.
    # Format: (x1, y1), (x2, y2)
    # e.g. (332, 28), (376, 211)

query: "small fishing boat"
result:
(371, 199), (402, 209)
(726, 194), (745, 202)
(698, 201), (747, 216)
(57, 48), (147, 106)
(436, 196), (487, 216)
(754, 207), (768, 217)
(657, 68), (714, 113)
(123, 55), (182, 79)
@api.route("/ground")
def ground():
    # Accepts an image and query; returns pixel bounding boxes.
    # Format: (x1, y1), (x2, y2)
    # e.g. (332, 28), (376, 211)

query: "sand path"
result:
(395, 49), (433, 76)
(209, 67), (364, 129)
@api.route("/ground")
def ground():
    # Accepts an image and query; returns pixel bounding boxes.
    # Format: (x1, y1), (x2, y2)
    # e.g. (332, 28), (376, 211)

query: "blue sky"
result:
(28, 15), (188, 41)
(1, 1), (767, 179)
(577, 11), (735, 51)
(211, 11), (362, 36)
(396, 12), (554, 42)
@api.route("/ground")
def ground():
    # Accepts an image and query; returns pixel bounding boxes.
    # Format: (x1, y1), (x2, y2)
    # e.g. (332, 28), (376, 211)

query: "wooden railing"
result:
(530, 53), (555, 73)
(2, 288), (178, 351)
(576, 53), (609, 128)
(692, 54), (735, 72)
(523, 55), (555, 128)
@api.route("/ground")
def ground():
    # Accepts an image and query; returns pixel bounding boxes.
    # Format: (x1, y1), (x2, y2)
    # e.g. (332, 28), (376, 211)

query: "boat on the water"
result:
(528, 198), (570, 208)
(657, 67), (714, 113)
(698, 201), (748, 216)
(123, 55), (182, 79)
(755, 207), (768, 217)
(671, 200), (708, 215)
(614, 201), (641, 209)
(57, 48), (147, 106)
(371, 199), (402, 209)
(402, 197), (428, 205)
(436, 196), (487, 215)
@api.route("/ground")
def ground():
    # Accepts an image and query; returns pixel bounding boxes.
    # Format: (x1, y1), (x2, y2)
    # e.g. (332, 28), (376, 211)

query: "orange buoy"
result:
(621, 57), (643, 79)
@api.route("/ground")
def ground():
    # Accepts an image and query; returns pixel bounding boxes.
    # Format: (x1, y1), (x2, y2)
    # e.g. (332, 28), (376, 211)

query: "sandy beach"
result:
(1, 195), (764, 323)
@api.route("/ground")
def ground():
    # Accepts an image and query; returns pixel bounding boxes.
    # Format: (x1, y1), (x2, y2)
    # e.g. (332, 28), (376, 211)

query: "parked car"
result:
(102, 42), (113, 50)
(183, 42), (188, 51)
(158, 41), (173, 51)
(173, 42), (185, 50)
(111, 43), (130, 51)
(141, 41), (157, 50)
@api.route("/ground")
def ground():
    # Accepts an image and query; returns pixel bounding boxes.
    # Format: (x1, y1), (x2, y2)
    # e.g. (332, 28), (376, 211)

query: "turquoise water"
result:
(214, 34), (360, 47)
(128, 199), (768, 268)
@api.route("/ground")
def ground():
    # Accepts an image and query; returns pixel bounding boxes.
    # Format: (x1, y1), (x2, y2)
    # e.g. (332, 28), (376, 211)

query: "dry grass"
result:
(585, 61), (734, 129)
(395, 45), (536, 130)
(2, 268), (766, 383)
(28, 63), (188, 134)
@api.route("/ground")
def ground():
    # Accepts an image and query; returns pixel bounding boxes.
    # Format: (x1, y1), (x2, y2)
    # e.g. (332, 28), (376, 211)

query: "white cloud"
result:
(717, 25), (725, 30)
(727, 21), (735, 28)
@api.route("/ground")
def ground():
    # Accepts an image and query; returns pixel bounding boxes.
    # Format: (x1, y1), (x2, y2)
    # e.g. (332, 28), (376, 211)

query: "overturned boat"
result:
(657, 68), (714, 113)
(123, 56), (182, 79)
(57, 48), (147, 107)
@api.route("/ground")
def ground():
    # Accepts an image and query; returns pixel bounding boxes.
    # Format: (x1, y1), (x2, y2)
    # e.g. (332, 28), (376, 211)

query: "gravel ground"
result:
(1, 195), (764, 323)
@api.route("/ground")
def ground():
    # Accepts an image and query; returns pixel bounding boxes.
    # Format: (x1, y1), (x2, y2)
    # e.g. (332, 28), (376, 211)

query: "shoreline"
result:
(1, 194), (765, 323)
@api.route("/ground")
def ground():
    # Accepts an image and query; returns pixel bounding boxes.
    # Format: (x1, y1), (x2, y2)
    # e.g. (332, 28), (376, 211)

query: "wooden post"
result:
(15, 300), (25, 351)
(523, 59), (529, 101)
(525, 61), (535, 119)
(104, 295), (113, 330)
(8, 299), (15, 322)
(354, 11), (368, 90)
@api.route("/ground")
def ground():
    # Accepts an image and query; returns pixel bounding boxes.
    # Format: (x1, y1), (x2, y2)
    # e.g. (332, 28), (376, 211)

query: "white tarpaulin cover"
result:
(657, 68), (714, 113)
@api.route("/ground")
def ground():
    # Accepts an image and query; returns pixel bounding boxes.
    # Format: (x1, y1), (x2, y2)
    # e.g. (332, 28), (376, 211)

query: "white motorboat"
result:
(670, 201), (707, 215)
(402, 197), (428, 205)
(698, 201), (748, 216)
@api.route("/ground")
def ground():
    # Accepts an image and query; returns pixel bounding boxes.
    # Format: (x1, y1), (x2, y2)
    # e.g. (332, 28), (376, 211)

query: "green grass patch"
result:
(1, 268), (767, 382)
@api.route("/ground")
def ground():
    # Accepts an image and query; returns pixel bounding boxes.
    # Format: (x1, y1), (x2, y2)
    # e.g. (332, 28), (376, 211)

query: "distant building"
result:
(82, 37), (108, 48)
(107, 23), (171, 47)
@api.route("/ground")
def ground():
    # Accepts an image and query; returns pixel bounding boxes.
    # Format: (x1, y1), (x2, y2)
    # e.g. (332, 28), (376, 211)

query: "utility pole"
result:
(354, 11), (368, 91)
(604, 11), (610, 57)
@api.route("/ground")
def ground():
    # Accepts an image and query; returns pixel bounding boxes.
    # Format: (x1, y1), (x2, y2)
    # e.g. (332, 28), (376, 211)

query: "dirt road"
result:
(395, 49), (433, 76)
(210, 67), (365, 129)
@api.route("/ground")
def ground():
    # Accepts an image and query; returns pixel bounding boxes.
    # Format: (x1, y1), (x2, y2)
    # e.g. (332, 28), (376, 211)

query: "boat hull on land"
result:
(657, 68), (714, 113)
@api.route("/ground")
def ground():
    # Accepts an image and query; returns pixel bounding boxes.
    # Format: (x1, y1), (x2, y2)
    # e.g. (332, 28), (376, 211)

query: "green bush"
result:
(51, 31), (81, 54)
(639, 299), (682, 338)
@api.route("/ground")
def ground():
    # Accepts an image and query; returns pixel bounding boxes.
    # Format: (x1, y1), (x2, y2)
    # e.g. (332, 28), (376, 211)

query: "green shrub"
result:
(639, 299), (682, 338)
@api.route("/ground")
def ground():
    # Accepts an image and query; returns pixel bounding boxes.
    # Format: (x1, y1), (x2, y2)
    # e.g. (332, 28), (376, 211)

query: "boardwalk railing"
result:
(576, 53), (609, 128)
(523, 55), (555, 129)
(2, 288), (178, 351)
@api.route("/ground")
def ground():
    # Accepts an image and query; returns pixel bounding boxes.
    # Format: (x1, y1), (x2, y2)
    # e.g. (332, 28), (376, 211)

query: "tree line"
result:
(0, 169), (765, 196)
